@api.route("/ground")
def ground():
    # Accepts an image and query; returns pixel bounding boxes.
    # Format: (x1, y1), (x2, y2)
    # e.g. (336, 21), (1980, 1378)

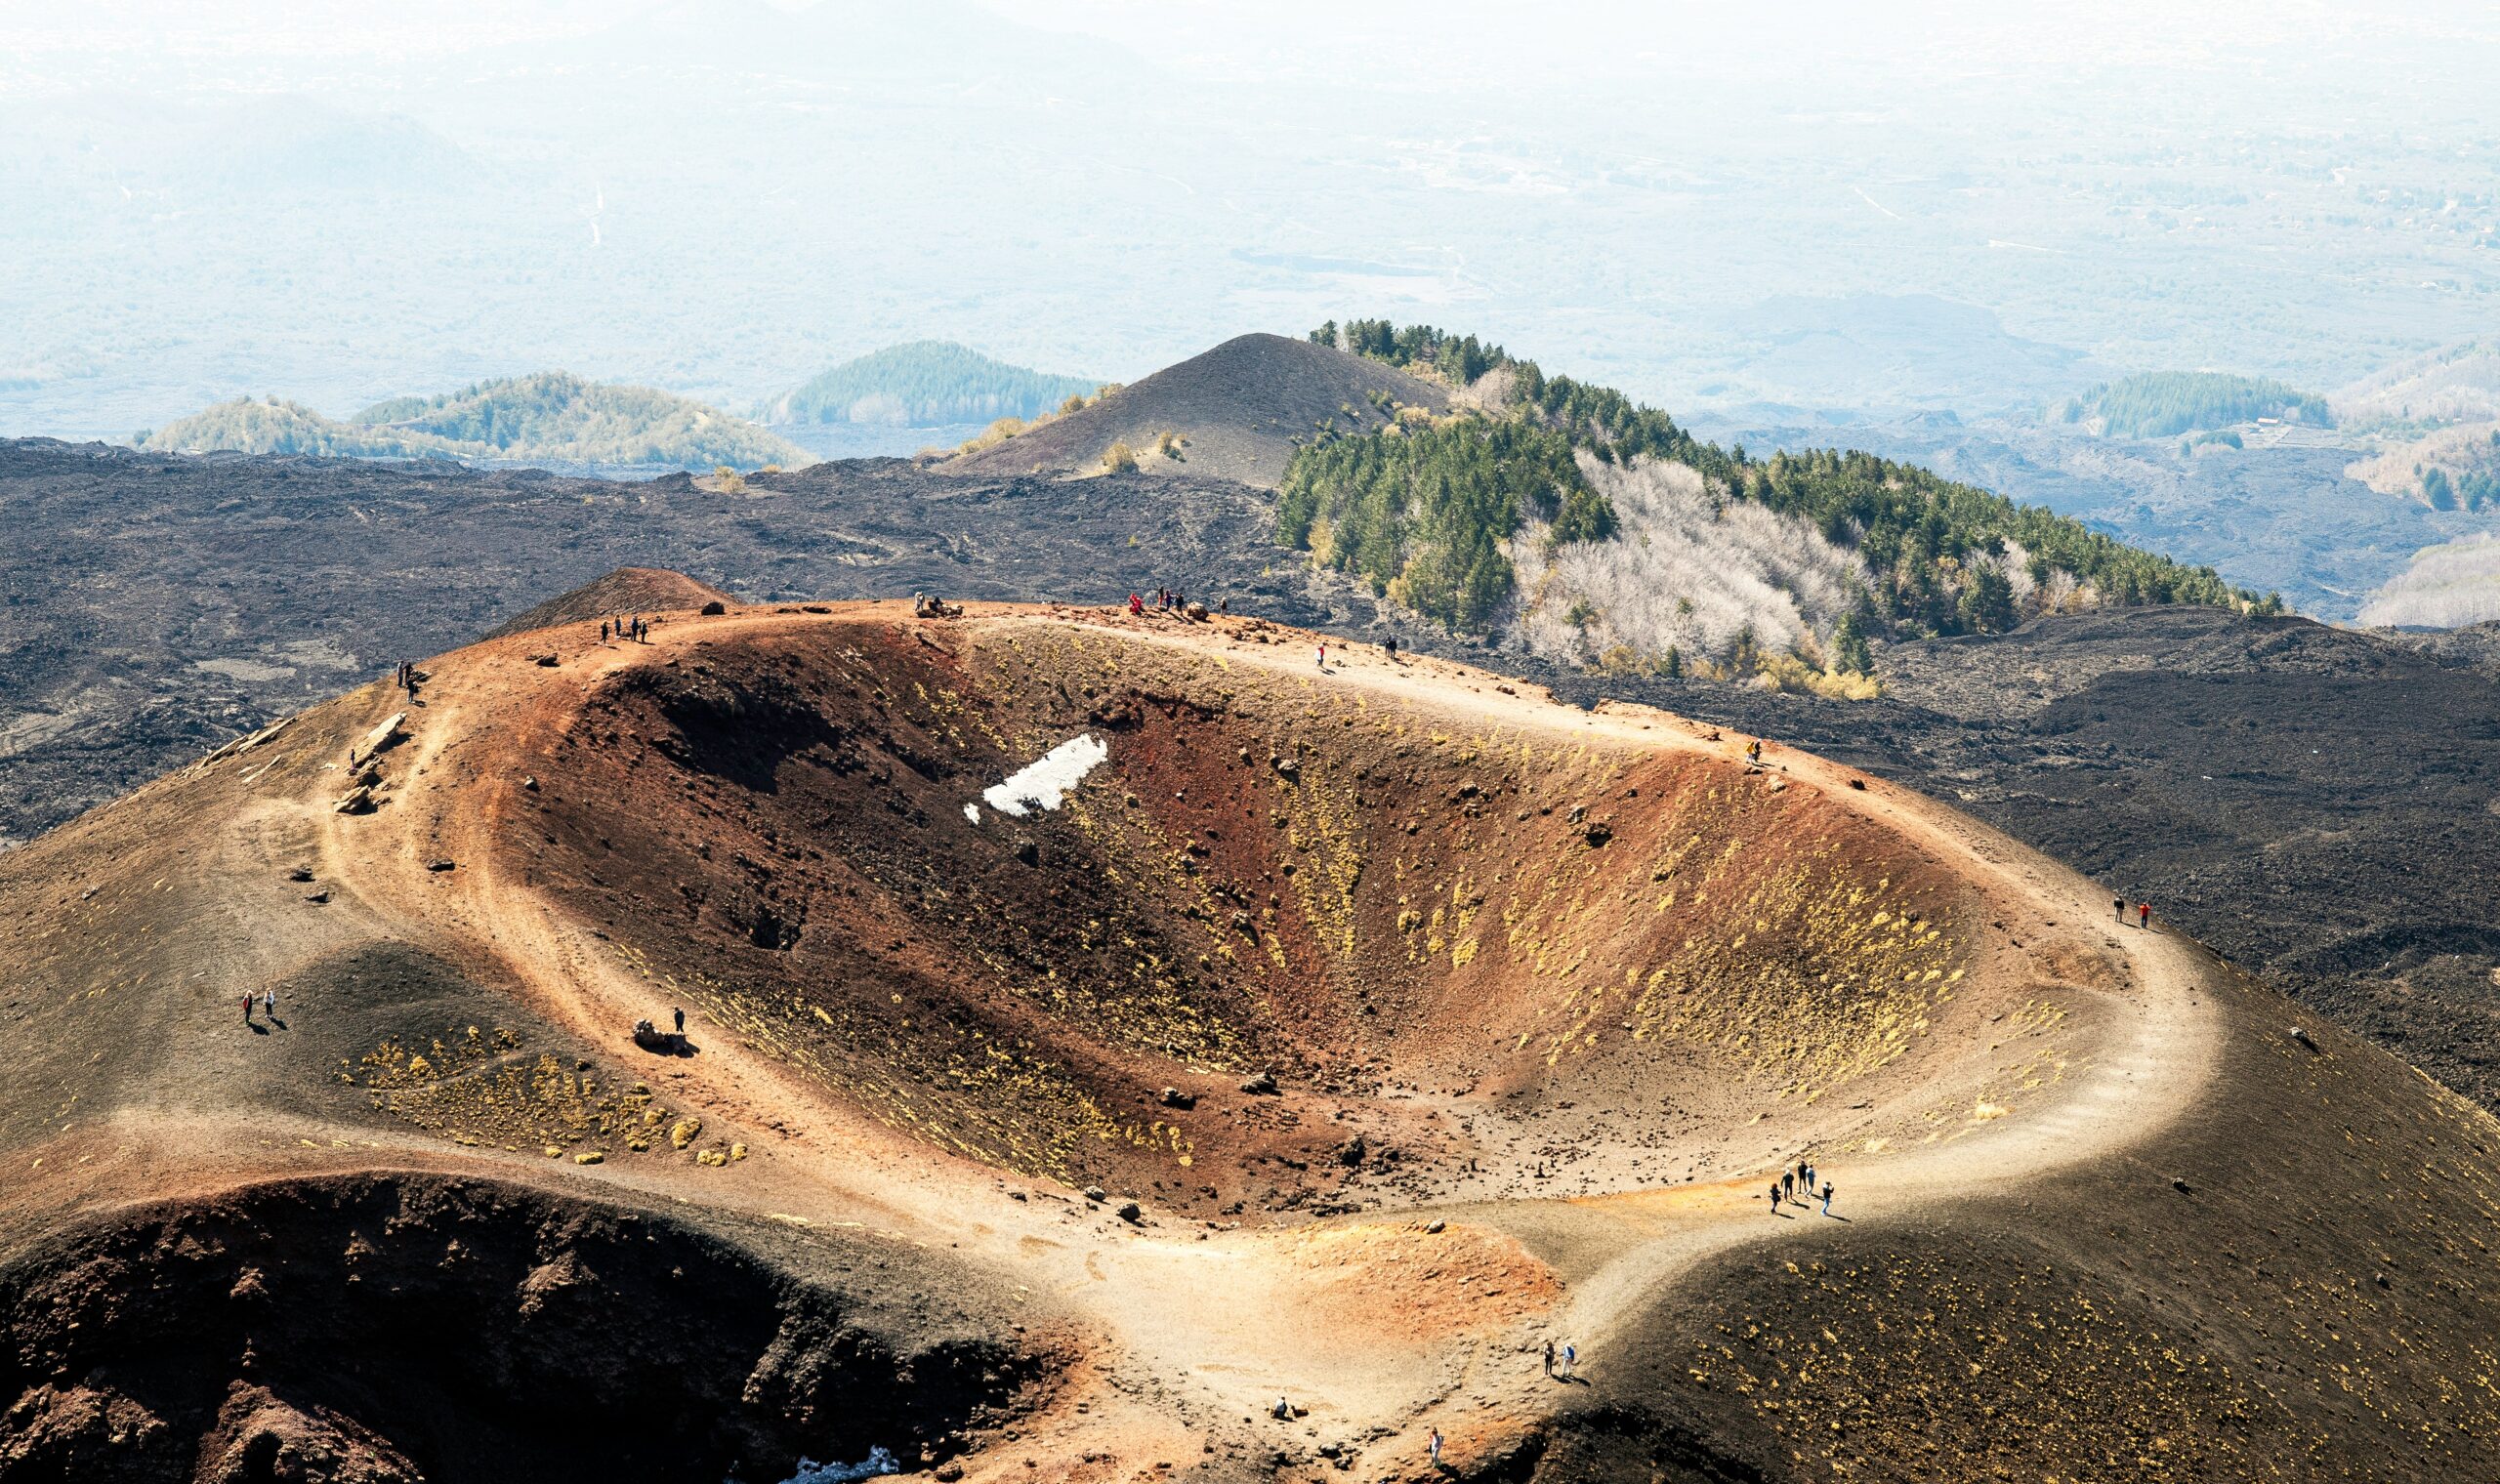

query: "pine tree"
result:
(1833, 611), (1873, 675)
(1958, 566), (2018, 634)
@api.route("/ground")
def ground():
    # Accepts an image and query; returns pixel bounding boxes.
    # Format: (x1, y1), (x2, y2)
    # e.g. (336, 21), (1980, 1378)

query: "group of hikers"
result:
(1770, 1157), (1835, 1216)
(2115, 895), (2155, 929)
(240, 987), (279, 1025)
(601, 614), (649, 643)
(1125, 588), (1229, 617)
(393, 659), (418, 697)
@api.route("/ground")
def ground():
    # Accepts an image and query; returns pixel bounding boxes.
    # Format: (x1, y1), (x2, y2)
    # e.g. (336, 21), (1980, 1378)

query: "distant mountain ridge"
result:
(143, 372), (804, 470)
(764, 342), (1100, 427)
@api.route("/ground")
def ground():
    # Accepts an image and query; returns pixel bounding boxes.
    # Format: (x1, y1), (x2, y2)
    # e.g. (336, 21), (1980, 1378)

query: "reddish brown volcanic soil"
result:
(6, 598), (2500, 1482)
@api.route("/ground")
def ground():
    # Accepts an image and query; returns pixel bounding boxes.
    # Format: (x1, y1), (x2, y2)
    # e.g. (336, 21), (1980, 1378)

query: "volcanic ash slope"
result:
(2, 598), (2497, 1482)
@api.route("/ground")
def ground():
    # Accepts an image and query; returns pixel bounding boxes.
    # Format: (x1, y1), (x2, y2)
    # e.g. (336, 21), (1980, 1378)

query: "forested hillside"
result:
(2056, 370), (2330, 438)
(1288, 320), (2273, 688)
(143, 375), (803, 470)
(766, 342), (1100, 426)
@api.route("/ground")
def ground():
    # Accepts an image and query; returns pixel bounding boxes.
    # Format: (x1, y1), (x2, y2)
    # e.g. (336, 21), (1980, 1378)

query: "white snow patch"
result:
(963, 803), (981, 824)
(980, 733), (1108, 817)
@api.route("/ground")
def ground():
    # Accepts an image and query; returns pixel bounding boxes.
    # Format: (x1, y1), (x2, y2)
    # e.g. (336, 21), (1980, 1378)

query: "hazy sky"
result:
(2, 0), (2495, 434)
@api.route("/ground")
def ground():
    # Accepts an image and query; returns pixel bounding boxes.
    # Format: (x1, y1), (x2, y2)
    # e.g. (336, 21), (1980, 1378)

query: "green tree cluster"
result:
(1277, 420), (1606, 630)
(2059, 371), (2331, 438)
(1741, 448), (2269, 635)
(1312, 320), (1508, 386)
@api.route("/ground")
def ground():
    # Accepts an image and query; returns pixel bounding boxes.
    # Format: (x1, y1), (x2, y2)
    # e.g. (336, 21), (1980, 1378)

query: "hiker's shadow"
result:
(1552, 1374), (1592, 1387)
(270, 1016), (288, 1031)
(248, 1022), (270, 1036)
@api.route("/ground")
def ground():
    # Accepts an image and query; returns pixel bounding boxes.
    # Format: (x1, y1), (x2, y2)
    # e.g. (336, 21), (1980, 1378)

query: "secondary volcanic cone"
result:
(4, 595), (2498, 1480)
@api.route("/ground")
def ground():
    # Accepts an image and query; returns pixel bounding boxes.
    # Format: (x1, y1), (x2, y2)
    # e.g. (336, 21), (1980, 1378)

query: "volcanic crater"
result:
(7, 596), (2500, 1481)
(519, 607), (2057, 1222)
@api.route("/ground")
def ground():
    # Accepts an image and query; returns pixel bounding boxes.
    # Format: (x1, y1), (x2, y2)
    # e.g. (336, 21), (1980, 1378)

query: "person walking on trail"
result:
(601, 620), (610, 641)
(1745, 738), (1763, 768)
(1819, 1181), (1835, 1216)
(1768, 1180), (1781, 1212)
(1385, 635), (1399, 662)
(1316, 642), (1328, 670)
(241, 992), (254, 1024)
(1543, 1339), (1555, 1378)
(263, 988), (276, 1022)
(2138, 901), (2152, 929)
(672, 1006), (685, 1036)
(1429, 1428), (1443, 1467)
(1562, 1342), (1577, 1377)
(1780, 1171), (1795, 1203)
(2114, 895), (2127, 924)
(1801, 1160), (1815, 1195)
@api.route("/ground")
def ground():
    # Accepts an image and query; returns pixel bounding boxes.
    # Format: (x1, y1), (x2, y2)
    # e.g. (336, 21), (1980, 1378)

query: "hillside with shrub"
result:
(763, 341), (1101, 427)
(2054, 370), (2330, 438)
(144, 376), (802, 470)
(1288, 320), (2273, 689)
(2346, 423), (2500, 511)
(2333, 339), (2500, 430)
(137, 398), (440, 461)
(350, 371), (804, 468)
